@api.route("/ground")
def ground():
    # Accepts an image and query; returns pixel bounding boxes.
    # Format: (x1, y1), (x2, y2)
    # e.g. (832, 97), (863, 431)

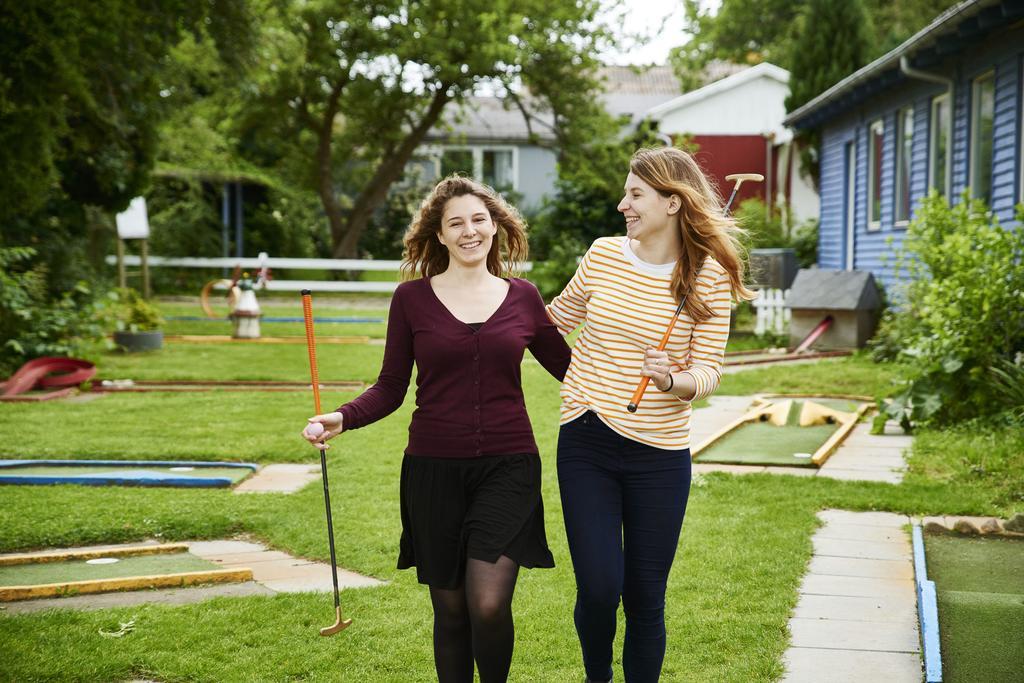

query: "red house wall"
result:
(682, 134), (768, 206)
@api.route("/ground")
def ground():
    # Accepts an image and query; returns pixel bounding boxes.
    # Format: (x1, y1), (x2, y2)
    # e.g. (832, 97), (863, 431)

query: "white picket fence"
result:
(753, 288), (790, 336)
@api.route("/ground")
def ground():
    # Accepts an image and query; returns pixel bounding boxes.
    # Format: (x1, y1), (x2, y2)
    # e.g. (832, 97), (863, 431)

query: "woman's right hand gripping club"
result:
(302, 412), (344, 450)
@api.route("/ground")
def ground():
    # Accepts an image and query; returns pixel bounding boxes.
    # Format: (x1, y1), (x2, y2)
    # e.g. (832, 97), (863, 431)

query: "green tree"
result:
(671, 0), (959, 91)
(671, 0), (802, 89)
(784, 0), (873, 186)
(239, 0), (621, 258)
(0, 1), (254, 222)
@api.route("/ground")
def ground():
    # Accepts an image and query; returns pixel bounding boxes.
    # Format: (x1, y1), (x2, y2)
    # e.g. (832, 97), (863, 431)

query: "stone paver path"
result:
(3, 538), (383, 614)
(782, 509), (923, 682)
(234, 464), (320, 494)
(689, 398), (913, 484)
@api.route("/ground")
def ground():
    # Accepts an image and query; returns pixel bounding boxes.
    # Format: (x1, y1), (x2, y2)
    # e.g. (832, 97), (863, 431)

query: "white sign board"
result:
(115, 196), (150, 239)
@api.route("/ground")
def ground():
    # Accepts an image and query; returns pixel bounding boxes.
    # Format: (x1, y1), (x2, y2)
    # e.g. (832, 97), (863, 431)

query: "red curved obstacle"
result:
(0, 357), (96, 401)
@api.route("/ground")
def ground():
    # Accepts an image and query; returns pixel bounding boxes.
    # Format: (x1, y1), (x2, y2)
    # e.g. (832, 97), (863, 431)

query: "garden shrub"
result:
(872, 193), (1024, 429)
(735, 197), (818, 267)
(0, 247), (110, 375)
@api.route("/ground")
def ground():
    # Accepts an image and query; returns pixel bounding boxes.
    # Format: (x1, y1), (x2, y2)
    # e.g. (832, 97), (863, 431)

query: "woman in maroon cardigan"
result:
(302, 176), (570, 683)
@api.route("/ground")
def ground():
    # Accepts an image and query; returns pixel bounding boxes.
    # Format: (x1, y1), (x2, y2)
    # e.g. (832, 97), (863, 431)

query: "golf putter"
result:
(626, 172), (764, 413)
(301, 289), (353, 636)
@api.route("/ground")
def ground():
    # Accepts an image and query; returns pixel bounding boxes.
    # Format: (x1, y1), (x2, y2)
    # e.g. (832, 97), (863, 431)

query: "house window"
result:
(929, 94), (951, 196)
(440, 149), (474, 178)
(482, 149), (515, 190)
(436, 147), (518, 191)
(867, 119), (884, 231)
(970, 71), (995, 204)
(895, 106), (914, 225)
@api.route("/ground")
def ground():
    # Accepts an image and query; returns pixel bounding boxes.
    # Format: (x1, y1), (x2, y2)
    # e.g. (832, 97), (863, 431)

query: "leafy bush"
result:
(734, 197), (818, 267)
(0, 247), (110, 375)
(104, 288), (163, 333)
(872, 193), (1024, 429)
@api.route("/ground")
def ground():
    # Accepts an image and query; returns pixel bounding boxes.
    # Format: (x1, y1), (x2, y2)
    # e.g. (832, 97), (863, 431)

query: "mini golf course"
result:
(0, 543), (252, 601)
(925, 533), (1024, 682)
(692, 395), (873, 467)
(0, 460), (258, 487)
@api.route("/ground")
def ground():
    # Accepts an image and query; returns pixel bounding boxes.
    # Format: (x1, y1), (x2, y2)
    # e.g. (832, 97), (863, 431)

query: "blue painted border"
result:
(0, 459), (258, 488)
(0, 459), (258, 469)
(912, 525), (943, 682)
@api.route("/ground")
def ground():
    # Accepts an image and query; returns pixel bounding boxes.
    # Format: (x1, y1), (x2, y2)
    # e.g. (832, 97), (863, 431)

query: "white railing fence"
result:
(753, 288), (790, 336)
(106, 253), (532, 294)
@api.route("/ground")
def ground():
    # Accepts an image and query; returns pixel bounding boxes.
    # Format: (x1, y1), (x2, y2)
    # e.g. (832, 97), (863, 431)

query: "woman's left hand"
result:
(642, 348), (674, 392)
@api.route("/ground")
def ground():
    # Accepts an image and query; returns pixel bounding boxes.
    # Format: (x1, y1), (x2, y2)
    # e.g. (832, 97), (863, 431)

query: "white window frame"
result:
(969, 70), (995, 202)
(867, 119), (884, 232)
(895, 106), (914, 228)
(929, 93), (952, 197)
(429, 145), (520, 191)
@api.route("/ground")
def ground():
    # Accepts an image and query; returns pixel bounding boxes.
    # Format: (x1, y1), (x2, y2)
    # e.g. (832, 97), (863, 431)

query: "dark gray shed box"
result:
(785, 270), (882, 350)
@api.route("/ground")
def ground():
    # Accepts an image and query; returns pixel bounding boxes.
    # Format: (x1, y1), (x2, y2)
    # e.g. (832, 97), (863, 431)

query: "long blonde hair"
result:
(401, 175), (529, 279)
(629, 147), (756, 321)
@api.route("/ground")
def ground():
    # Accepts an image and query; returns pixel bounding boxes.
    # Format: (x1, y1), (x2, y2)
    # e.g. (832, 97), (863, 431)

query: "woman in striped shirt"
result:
(546, 147), (754, 683)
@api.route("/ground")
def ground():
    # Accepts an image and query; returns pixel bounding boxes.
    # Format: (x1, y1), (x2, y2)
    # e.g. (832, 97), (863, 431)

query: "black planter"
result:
(113, 330), (164, 352)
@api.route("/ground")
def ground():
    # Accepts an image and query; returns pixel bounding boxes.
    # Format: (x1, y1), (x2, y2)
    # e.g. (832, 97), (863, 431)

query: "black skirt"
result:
(398, 452), (555, 589)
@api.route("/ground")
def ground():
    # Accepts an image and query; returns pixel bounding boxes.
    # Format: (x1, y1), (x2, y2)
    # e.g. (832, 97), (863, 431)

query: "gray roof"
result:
(785, 269), (881, 310)
(600, 65), (682, 125)
(428, 65), (683, 144)
(784, 0), (1024, 129)
(426, 96), (557, 144)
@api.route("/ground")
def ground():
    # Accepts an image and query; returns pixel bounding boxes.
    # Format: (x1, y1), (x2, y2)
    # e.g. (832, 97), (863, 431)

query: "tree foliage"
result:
(235, 0), (620, 258)
(785, 0), (873, 184)
(0, 1), (255, 222)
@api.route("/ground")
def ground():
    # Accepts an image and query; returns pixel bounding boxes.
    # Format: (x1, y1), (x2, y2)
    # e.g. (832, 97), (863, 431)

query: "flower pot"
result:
(113, 330), (164, 352)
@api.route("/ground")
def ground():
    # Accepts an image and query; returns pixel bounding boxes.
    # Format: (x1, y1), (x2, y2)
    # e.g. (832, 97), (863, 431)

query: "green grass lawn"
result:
(1, 345), (1021, 681)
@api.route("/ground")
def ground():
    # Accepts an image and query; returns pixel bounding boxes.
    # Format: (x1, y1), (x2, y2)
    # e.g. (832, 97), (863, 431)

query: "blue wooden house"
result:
(784, 0), (1024, 290)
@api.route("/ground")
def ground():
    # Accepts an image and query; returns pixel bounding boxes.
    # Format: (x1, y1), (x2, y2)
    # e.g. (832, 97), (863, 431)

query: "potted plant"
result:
(108, 288), (164, 352)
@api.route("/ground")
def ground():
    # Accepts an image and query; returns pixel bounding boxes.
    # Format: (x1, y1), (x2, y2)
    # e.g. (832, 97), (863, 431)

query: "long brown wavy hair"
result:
(629, 147), (756, 321)
(401, 175), (529, 280)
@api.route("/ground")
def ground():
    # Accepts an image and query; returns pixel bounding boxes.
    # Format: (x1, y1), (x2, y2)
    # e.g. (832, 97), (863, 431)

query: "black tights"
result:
(429, 555), (520, 683)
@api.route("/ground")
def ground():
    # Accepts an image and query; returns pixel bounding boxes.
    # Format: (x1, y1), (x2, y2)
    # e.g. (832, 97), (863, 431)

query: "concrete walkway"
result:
(689, 397), (913, 484)
(782, 509), (923, 682)
(234, 464), (321, 494)
(3, 538), (383, 614)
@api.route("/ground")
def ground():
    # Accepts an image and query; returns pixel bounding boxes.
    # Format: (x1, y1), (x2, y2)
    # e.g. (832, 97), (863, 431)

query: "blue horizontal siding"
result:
(991, 56), (1020, 222)
(814, 34), (1022, 297)
(817, 127), (852, 270)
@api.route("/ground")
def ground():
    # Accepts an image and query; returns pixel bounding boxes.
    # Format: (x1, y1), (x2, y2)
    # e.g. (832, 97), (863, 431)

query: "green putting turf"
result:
(4, 466), (253, 482)
(925, 534), (1024, 683)
(694, 399), (861, 467)
(0, 552), (221, 586)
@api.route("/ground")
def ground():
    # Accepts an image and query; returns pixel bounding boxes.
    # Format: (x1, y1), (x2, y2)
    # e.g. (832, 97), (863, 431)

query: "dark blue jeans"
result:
(557, 412), (691, 683)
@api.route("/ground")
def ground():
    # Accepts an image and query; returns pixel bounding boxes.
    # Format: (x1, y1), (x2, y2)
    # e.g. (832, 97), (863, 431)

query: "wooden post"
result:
(117, 239), (126, 289)
(141, 238), (150, 298)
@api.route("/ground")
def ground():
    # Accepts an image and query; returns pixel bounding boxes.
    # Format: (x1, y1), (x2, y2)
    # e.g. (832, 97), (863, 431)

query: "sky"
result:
(603, 0), (720, 66)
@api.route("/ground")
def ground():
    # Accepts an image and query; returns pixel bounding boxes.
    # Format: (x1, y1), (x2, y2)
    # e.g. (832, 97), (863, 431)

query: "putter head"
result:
(725, 173), (764, 182)
(319, 606), (353, 636)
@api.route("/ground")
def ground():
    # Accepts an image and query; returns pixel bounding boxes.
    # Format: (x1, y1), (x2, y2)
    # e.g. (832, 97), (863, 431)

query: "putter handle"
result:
(626, 300), (684, 413)
(301, 290), (322, 414)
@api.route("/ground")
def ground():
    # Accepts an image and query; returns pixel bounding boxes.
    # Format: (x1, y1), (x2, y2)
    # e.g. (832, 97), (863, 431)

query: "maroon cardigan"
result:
(337, 277), (571, 457)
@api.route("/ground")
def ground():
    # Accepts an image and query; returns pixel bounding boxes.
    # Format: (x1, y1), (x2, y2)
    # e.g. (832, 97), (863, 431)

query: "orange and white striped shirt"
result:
(546, 236), (732, 450)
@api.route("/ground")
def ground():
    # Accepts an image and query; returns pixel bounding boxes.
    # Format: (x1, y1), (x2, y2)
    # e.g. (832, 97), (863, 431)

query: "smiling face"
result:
(438, 193), (498, 269)
(617, 171), (680, 241)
